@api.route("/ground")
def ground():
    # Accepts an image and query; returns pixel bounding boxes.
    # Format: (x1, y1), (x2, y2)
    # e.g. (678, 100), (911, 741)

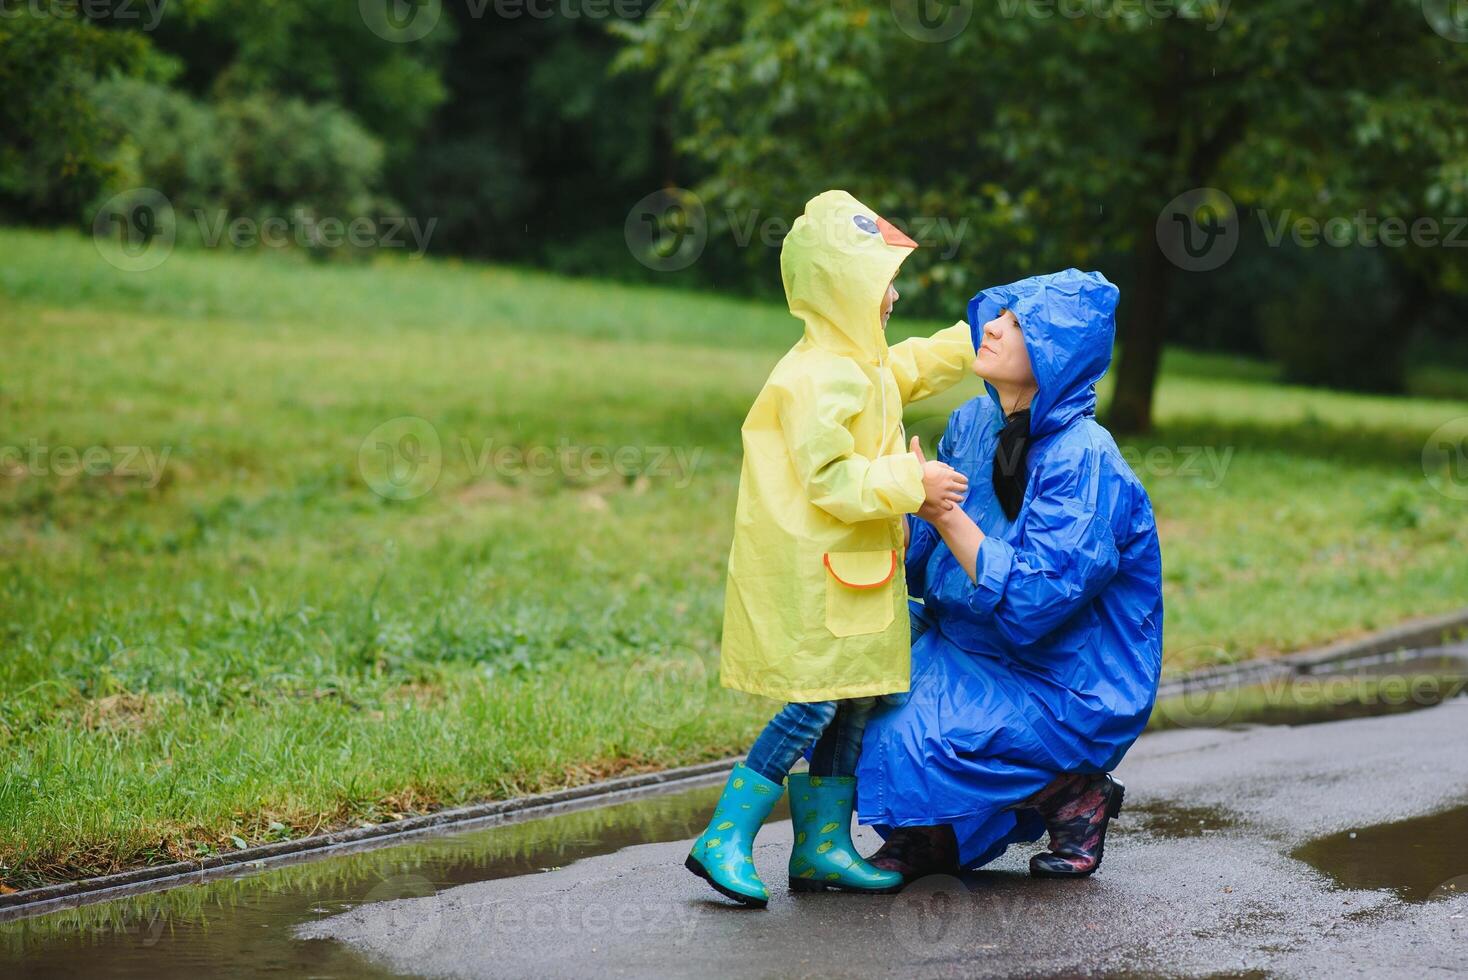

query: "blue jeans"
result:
(745, 697), (876, 784)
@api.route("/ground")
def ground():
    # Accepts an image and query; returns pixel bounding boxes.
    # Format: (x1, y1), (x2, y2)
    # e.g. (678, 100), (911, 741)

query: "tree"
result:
(618, 0), (1468, 431)
(0, 5), (166, 222)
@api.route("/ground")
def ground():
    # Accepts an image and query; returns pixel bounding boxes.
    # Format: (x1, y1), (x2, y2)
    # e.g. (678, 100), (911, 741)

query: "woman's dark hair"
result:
(992, 408), (1032, 521)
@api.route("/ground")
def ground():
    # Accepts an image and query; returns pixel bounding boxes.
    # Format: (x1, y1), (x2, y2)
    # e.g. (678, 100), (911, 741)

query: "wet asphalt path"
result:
(299, 701), (1468, 978)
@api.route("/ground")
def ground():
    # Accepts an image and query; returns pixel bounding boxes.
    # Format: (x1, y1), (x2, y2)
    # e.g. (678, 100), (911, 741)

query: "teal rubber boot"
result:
(787, 772), (904, 894)
(685, 763), (784, 908)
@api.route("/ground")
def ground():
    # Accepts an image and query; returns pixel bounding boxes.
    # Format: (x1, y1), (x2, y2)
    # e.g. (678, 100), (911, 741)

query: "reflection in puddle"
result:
(2, 780), (764, 979)
(1293, 804), (1468, 903)
(1150, 648), (1468, 731)
(1127, 801), (1236, 838)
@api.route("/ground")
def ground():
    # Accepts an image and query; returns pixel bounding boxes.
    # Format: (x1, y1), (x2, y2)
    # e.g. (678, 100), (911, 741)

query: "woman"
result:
(857, 269), (1163, 879)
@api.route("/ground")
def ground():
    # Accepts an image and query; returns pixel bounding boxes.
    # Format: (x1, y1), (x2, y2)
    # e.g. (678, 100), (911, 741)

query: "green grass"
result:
(3, 226), (1467, 888)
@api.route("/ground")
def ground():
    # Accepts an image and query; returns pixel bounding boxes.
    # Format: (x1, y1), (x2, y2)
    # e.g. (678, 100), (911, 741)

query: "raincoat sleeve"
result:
(886, 321), (976, 405)
(964, 450), (1121, 647)
(774, 360), (925, 524)
(905, 515), (939, 596)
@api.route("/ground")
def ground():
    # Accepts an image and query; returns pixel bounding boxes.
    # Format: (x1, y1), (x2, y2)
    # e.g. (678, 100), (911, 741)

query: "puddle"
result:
(1150, 647), (1468, 731)
(1, 781), (769, 979)
(1126, 801), (1236, 838)
(1293, 804), (1468, 903)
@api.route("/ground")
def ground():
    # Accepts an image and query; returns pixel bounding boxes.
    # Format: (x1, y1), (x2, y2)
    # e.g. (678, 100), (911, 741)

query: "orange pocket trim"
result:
(822, 550), (898, 590)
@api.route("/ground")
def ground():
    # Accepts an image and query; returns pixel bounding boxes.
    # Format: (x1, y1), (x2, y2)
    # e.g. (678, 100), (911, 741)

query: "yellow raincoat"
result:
(720, 190), (976, 702)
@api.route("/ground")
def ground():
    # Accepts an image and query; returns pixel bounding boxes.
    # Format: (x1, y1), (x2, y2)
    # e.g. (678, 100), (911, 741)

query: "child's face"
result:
(880, 280), (899, 328)
(973, 309), (1036, 388)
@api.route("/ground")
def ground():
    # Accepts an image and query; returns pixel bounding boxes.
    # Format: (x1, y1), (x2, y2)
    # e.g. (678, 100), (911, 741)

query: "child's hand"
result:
(913, 436), (967, 516)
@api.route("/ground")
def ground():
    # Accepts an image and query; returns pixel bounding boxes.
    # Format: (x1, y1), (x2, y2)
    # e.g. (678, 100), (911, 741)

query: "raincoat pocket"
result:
(823, 550), (898, 638)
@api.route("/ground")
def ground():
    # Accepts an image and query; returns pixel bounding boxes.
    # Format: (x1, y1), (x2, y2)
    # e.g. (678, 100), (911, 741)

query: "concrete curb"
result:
(6, 605), (1466, 920)
(1155, 606), (1468, 700)
(0, 756), (740, 923)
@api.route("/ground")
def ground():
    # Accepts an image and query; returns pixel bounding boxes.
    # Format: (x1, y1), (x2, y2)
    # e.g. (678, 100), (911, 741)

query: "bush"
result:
(0, 7), (166, 223)
(92, 78), (391, 257)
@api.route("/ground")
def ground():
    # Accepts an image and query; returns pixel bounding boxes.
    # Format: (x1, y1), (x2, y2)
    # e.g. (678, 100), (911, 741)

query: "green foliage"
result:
(93, 77), (389, 254)
(617, 0), (1468, 416)
(155, 0), (451, 164)
(4, 227), (1468, 884)
(1259, 244), (1405, 393)
(0, 5), (169, 221)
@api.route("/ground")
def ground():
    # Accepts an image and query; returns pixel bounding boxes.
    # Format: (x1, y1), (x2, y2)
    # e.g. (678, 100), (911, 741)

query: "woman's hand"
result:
(930, 488), (986, 584)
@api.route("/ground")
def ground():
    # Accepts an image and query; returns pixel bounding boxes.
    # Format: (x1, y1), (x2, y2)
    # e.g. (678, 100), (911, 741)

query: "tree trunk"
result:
(1108, 217), (1173, 435)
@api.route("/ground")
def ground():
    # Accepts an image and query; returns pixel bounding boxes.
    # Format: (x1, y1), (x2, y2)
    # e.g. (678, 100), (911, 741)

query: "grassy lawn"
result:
(2, 227), (1467, 889)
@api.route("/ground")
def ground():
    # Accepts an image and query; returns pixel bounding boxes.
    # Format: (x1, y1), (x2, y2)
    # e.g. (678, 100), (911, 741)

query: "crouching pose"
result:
(858, 269), (1164, 881)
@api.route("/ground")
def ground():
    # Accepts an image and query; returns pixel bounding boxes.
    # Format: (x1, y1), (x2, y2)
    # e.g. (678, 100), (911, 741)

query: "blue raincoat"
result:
(856, 269), (1163, 868)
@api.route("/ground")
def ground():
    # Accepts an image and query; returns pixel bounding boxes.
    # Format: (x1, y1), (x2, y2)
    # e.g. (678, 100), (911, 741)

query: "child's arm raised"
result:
(774, 362), (966, 525)
(886, 321), (975, 405)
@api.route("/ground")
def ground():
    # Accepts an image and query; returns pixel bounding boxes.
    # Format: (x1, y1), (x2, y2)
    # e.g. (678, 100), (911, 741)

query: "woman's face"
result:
(973, 309), (1036, 389)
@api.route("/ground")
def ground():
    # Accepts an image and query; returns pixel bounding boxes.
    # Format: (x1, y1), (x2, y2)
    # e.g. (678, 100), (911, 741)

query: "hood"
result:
(781, 190), (918, 364)
(967, 269), (1119, 437)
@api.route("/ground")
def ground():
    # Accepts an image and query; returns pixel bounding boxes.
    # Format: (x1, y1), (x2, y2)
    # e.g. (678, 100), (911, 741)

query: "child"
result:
(685, 190), (976, 907)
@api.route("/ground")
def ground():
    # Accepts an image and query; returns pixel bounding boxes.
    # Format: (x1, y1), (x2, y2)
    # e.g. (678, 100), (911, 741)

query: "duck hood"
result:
(967, 269), (1119, 437)
(781, 190), (919, 364)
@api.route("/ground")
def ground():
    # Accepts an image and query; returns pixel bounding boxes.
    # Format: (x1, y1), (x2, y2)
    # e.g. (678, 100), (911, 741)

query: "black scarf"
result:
(992, 408), (1032, 521)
